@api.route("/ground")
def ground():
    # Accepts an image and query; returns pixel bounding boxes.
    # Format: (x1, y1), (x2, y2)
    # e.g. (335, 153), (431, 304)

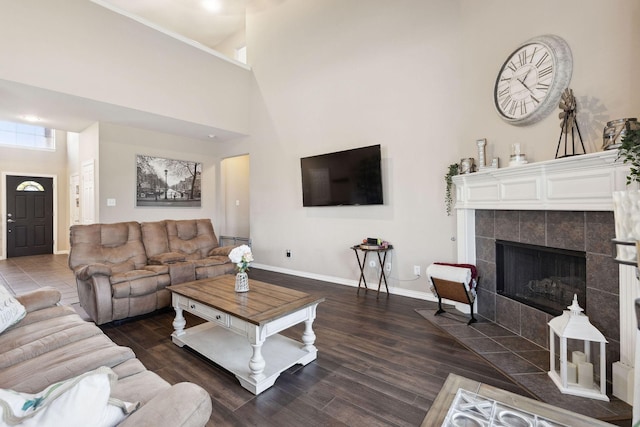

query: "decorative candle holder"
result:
(548, 295), (608, 401)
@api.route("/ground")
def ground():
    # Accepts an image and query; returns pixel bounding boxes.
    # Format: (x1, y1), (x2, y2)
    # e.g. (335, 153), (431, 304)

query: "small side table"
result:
(350, 244), (393, 298)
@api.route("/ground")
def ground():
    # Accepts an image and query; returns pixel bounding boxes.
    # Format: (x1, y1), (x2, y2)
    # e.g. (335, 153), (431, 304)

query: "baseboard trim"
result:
(251, 263), (444, 303)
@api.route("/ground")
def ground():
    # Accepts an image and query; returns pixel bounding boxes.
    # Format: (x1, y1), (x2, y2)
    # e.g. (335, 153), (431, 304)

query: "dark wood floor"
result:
(100, 269), (530, 426)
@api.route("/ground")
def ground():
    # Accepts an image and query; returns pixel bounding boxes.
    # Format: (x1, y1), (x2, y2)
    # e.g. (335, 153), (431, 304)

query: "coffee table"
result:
(168, 275), (325, 394)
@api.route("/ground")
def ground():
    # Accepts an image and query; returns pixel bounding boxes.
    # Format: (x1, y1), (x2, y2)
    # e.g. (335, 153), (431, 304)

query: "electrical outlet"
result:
(369, 260), (376, 268)
(286, 250), (291, 258)
(385, 263), (391, 272)
(413, 265), (421, 276)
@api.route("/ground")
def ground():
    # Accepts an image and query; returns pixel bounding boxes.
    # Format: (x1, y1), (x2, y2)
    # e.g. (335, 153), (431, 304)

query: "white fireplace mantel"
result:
(452, 149), (638, 405)
(452, 150), (628, 212)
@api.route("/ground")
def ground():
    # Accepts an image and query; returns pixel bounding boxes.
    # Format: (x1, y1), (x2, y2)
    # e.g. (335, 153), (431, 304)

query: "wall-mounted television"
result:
(300, 144), (383, 207)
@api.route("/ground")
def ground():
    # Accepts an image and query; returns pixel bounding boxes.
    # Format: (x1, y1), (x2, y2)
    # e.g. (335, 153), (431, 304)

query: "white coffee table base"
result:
(171, 295), (320, 395)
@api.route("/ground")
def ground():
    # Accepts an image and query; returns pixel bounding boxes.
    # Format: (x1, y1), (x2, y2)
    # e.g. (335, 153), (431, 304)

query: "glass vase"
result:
(235, 272), (249, 292)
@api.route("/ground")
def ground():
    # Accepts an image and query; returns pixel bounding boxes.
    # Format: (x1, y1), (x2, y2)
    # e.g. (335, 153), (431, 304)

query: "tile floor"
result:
(416, 306), (632, 424)
(0, 254), (78, 305)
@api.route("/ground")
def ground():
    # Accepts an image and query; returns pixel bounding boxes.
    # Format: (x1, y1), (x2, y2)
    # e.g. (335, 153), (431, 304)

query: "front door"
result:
(6, 175), (54, 257)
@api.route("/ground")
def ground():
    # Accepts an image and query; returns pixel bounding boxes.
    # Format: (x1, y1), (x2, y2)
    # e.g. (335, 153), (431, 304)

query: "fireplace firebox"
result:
(496, 240), (586, 316)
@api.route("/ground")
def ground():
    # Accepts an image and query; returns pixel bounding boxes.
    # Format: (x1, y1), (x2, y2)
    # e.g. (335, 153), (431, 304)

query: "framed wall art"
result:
(136, 154), (202, 207)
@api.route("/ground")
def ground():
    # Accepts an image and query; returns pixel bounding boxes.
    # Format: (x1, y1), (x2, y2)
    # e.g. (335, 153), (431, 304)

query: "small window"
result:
(0, 120), (55, 150)
(16, 180), (45, 192)
(235, 45), (247, 64)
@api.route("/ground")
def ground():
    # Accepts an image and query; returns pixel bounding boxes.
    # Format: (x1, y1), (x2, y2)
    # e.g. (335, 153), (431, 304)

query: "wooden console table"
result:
(422, 373), (614, 426)
(350, 244), (393, 298)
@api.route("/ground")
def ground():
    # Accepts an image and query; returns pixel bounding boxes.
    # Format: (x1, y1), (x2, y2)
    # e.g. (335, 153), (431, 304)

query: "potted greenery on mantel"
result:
(445, 163), (459, 216)
(613, 128), (640, 262)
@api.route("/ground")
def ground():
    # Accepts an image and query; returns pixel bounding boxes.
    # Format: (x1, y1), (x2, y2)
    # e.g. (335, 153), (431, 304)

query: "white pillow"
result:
(0, 285), (26, 334)
(0, 366), (139, 427)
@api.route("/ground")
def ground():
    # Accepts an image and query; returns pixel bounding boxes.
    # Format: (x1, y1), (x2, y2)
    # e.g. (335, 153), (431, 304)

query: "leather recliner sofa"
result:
(69, 218), (238, 325)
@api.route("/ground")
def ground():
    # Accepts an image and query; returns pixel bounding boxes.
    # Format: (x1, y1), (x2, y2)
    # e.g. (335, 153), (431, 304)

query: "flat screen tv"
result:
(300, 144), (383, 207)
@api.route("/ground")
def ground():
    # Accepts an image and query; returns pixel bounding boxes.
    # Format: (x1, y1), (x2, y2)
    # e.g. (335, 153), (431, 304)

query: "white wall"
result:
(97, 123), (226, 226)
(0, 133), (69, 255)
(459, 0), (640, 163)
(221, 155), (250, 238)
(244, 0), (462, 292)
(237, 0), (640, 295)
(0, 0), (251, 135)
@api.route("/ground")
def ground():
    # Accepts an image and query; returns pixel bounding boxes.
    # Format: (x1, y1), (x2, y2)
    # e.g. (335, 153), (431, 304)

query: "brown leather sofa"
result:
(69, 219), (237, 325)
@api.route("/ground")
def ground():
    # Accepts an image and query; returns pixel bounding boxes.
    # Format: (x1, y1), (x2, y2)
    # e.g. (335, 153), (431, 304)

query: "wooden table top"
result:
(168, 275), (325, 326)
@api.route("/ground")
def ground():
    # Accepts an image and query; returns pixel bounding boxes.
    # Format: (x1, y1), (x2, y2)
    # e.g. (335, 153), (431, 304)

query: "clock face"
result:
(494, 35), (572, 126)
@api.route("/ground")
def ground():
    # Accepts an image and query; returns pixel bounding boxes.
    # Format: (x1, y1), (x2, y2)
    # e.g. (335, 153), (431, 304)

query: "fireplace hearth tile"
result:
(519, 211), (545, 246)
(476, 260), (496, 294)
(458, 336), (509, 353)
(495, 210), (519, 241)
(546, 211), (585, 251)
(588, 288), (620, 342)
(586, 253), (618, 295)
(493, 336), (544, 352)
(475, 236), (495, 263)
(471, 321), (515, 338)
(496, 295), (520, 335)
(481, 351), (542, 374)
(477, 290), (496, 322)
(520, 304), (551, 349)
(515, 350), (550, 371)
(475, 209), (495, 238)
(415, 305), (632, 421)
(586, 211), (615, 255)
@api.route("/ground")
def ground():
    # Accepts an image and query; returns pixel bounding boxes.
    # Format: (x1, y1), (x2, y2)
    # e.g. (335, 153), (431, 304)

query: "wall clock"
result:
(494, 35), (573, 126)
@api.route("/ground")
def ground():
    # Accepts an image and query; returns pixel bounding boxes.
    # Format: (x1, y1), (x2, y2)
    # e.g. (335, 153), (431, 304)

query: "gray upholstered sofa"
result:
(0, 285), (212, 426)
(68, 218), (237, 325)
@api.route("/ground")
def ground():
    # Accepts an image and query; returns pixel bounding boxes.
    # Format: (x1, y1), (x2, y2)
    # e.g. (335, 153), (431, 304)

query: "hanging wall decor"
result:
(135, 154), (202, 207)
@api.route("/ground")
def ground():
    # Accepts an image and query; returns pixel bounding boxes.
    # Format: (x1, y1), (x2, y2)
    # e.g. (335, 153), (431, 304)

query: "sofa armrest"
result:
(208, 245), (237, 257)
(117, 382), (212, 427)
(147, 252), (187, 265)
(74, 263), (112, 281)
(14, 287), (61, 312)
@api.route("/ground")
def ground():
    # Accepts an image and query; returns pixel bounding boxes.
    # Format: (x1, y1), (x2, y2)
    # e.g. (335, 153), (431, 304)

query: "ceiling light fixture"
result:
(21, 115), (41, 122)
(201, 0), (222, 13)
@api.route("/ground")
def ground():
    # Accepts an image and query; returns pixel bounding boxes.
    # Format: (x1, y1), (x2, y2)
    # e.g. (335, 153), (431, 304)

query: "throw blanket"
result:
(427, 263), (478, 302)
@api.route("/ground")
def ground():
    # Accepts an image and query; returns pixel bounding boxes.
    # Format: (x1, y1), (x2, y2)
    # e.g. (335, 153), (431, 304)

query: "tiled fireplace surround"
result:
(452, 150), (637, 403)
(474, 209), (619, 376)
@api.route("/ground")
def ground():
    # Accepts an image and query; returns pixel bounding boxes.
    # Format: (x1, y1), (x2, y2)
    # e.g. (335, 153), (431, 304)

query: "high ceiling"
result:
(97, 0), (248, 51)
(0, 0), (254, 142)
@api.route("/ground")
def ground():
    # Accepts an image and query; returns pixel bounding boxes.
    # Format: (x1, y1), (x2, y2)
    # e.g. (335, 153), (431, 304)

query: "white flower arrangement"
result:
(228, 244), (253, 273)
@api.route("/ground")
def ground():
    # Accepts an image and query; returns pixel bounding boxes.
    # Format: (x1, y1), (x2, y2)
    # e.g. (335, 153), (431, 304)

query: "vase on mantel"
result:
(612, 189), (640, 262)
(235, 272), (249, 293)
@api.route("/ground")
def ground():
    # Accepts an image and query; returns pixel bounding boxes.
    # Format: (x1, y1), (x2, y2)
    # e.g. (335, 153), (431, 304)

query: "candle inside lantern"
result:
(513, 143), (521, 155)
(572, 350), (586, 365)
(566, 361), (577, 383)
(578, 362), (594, 388)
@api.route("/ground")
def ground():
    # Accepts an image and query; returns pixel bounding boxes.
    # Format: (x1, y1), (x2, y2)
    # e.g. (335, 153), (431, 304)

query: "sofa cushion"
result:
(191, 256), (230, 268)
(140, 221), (170, 258)
(147, 252), (186, 265)
(1, 334), (136, 393)
(0, 315), (102, 369)
(0, 366), (137, 427)
(69, 222), (149, 272)
(109, 270), (158, 286)
(0, 286), (26, 334)
(166, 219), (219, 260)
